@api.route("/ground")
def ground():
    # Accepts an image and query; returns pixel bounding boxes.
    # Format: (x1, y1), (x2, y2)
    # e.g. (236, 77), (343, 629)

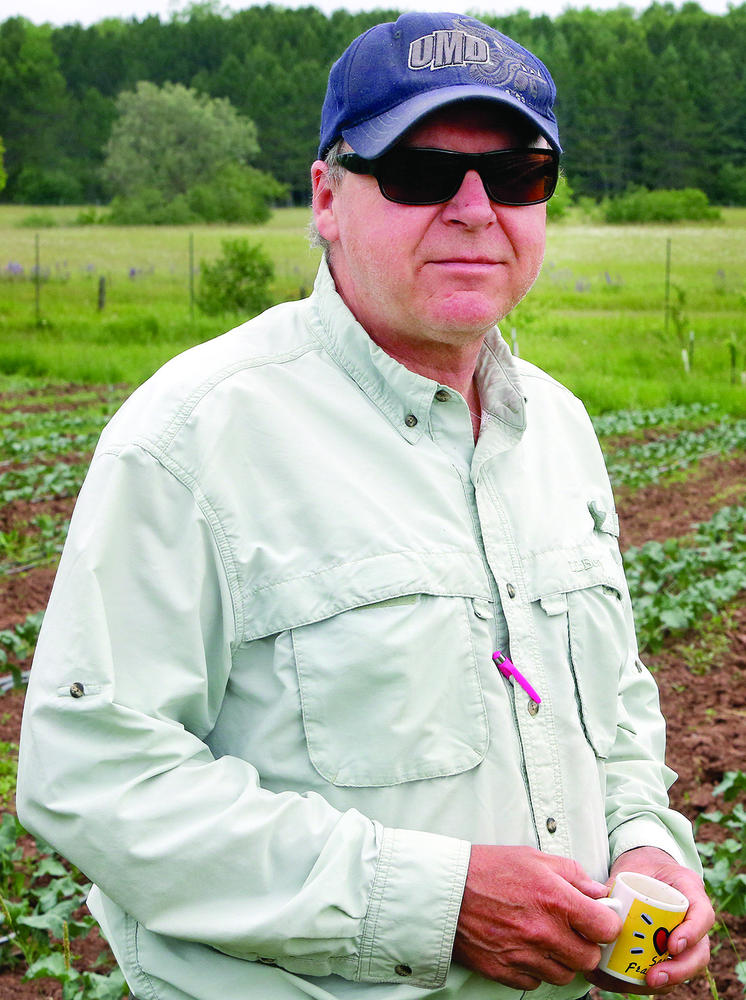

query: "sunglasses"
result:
(337, 147), (559, 207)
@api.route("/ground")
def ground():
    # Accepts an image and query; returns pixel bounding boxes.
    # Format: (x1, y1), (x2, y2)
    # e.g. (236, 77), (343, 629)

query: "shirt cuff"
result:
(356, 825), (471, 988)
(608, 817), (688, 869)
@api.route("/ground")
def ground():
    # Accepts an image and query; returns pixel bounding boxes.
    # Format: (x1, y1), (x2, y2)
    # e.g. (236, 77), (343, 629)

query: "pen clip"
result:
(492, 650), (541, 704)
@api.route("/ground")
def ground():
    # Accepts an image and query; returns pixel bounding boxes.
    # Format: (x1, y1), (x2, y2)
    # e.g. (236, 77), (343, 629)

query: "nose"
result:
(442, 169), (496, 228)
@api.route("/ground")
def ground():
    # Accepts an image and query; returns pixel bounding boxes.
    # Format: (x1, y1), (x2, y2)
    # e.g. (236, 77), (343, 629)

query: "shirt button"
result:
(395, 964), (413, 977)
(527, 699), (540, 716)
(69, 682), (85, 698)
(434, 389), (450, 402)
(506, 583), (516, 599)
(404, 414), (418, 428)
(546, 817), (557, 834)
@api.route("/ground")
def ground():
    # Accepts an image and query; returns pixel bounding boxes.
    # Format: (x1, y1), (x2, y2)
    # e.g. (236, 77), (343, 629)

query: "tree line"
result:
(1, 1), (745, 208)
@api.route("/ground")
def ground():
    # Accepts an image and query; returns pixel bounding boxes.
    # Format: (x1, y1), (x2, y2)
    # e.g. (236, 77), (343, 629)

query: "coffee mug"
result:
(596, 872), (689, 984)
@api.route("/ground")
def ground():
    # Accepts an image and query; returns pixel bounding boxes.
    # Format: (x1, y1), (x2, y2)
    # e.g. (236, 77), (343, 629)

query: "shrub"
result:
(11, 165), (84, 205)
(603, 186), (721, 223)
(187, 163), (287, 224)
(197, 239), (274, 317)
(17, 213), (58, 229)
(107, 188), (200, 225)
(107, 163), (286, 226)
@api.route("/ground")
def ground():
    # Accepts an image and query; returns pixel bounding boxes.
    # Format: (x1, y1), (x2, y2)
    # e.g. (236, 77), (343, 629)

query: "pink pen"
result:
(492, 650), (541, 704)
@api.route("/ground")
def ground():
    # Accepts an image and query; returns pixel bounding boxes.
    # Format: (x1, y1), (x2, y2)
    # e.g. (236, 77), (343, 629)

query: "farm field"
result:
(0, 207), (745, 998)
(0, 206), (745, 413)
(0, 386), (745, 999)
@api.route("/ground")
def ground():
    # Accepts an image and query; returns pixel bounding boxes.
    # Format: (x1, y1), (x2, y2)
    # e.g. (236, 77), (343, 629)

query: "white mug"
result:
(596, 872), (689, 984)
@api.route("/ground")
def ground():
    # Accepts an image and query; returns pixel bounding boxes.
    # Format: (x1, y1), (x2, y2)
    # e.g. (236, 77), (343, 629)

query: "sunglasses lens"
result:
(374, 149), (557, 206)
(377, 150), (457, 205)
(482, 152), (557, 205)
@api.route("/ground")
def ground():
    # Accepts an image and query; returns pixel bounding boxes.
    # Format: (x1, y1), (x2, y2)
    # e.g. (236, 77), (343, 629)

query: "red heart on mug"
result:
(653, 927), (670, 956)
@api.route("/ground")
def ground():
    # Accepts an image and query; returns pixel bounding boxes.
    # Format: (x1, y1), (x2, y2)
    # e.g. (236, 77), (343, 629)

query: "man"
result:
(18, 12), (712, 1000)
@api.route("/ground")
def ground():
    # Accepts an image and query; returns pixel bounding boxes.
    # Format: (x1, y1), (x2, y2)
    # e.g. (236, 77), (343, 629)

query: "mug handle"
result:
(596, 895), (624, 945)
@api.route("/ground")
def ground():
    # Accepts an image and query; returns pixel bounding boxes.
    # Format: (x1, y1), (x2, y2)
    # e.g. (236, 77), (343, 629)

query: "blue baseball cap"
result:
(318, 12), (561, 160)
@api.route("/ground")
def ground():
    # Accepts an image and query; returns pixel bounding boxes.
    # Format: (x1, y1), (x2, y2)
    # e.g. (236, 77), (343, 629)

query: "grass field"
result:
(0, 204), (744, 414)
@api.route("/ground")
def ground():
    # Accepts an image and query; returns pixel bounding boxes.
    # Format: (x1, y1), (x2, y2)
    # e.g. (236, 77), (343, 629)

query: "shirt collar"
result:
(307, 258), (526, 445)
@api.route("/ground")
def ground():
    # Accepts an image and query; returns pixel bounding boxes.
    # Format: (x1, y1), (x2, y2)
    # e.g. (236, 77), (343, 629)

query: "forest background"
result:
(1, 0), (745, 210)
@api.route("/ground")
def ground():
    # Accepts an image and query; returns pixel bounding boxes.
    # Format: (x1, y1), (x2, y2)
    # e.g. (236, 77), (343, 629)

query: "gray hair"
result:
(308, 139), (346, 257)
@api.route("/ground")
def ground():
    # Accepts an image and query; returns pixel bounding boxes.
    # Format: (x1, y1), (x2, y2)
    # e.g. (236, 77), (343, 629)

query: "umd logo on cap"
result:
(408, 30), (490, 71)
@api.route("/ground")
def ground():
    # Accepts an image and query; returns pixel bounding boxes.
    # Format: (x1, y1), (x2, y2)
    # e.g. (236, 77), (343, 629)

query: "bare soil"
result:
(1, 417), (745, 998)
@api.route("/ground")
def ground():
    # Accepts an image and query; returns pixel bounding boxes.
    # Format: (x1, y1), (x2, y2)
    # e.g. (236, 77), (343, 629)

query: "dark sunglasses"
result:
(337, 147), (559, 207)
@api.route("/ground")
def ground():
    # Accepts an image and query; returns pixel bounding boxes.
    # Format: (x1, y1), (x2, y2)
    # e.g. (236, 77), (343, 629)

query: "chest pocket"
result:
(291, 593), (489, 787)
(529, 543), (629, 759)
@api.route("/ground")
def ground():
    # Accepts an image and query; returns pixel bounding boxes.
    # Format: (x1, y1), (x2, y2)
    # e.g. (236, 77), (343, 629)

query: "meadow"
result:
(0, 205), (745, 414)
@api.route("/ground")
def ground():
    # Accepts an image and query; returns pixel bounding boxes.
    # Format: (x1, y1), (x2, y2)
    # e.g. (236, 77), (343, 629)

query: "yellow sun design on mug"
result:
(602, 897), (680, 981)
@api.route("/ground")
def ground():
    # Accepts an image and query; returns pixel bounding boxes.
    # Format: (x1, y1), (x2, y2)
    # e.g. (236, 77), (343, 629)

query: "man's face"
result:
(312, 103), (548, 361)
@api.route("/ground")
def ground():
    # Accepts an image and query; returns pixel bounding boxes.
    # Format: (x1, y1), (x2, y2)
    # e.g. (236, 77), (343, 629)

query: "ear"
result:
(311, 160), (340, 244)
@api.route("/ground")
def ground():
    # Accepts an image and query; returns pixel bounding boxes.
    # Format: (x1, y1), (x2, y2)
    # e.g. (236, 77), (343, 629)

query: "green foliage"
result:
(605, 419), (746, 490)
(624, 505), (746, 653)
(696, 771), (746, 917)
(0, 136), (6, 194)
(103, 80), (259, 201)
(107, 162), (288, 226)
(17, 212), (58, 229)
(197, 238), (274, 317)
(107, 188), (198, 226)
(603, 187), (722, 224)
(0, 814), (127, 997)
(187, 162), (287, 224)
(0, 6), (743, 205)
(12, 165), (84, 206)
(0, 612), (44, 687)
(0, 742), (18, 810)
(591, 402), (718, 437)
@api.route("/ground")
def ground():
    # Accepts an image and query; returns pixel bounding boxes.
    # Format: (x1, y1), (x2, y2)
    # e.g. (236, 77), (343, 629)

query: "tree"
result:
(0, 18), (70, 200)
(103, 80), (259, 200)
(0, 136), (6, 194)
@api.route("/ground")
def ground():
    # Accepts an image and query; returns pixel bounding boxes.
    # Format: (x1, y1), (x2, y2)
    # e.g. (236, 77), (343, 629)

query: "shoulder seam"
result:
(153, 339), (320, 456)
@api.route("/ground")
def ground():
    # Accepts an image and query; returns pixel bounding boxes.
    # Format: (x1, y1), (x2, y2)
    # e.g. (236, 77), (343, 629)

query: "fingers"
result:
(666, 876), (715, 958)
(566, 893), (623, 947)
(456, 938), (584, 991)
(646, 933), (711, 990)
(547, 853), (609, 900)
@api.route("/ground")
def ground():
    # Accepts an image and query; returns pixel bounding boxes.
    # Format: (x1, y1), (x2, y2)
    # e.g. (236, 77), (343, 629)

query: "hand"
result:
(453, 845), (623, 990)
(586, 847), (715, 995)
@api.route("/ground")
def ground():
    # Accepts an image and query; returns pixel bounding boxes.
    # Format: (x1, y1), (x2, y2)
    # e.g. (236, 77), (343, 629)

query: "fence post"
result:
(663, 237), (671, 339)
(98, 275), (106, 311)
(189, 232), (195, 321)
(34, 233), (41, 325)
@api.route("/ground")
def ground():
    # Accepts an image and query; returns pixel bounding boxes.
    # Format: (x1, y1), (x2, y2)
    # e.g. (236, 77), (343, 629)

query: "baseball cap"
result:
(318, 12), (561, 160)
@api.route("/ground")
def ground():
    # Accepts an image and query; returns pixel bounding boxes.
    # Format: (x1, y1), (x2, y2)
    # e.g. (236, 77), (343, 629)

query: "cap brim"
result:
(342, 84), (561, 157)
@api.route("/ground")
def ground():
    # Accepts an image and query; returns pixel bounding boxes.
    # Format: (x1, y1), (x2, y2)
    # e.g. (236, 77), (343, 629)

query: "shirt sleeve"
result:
(17, 444), (470, 988)
(603, 580), (701, 875)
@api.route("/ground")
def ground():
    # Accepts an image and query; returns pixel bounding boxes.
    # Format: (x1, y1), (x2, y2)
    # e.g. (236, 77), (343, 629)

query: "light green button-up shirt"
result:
(18, 260), (698, 1000)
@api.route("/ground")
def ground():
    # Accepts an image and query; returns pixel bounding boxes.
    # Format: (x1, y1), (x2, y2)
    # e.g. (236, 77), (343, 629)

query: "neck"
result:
(368, 334), (483, 399)
(369, 335), (484, 442)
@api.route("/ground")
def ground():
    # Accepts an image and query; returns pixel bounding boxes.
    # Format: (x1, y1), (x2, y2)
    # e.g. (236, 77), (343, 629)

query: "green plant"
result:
(624, 505), (746, 653)
(696, 771), (746, 916)
(604, 187), (722, 224)
(0, 612), (44, 688)
(197, 238), (274, 317)
(0, 814), (127, 997)
(0, 742), (18, 810)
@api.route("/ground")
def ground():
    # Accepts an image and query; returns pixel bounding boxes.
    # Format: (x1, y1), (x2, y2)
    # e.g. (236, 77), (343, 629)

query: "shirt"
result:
(17, 259), (699, 1000)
